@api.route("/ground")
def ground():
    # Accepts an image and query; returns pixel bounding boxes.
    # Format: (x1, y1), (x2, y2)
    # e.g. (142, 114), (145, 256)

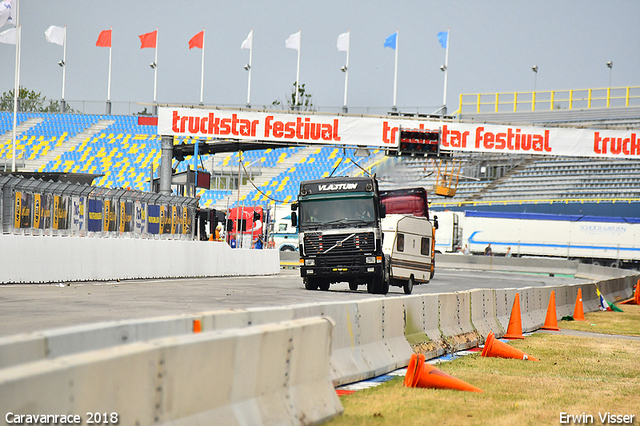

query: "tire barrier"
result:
(0, 257), (637, 425)
(0, 317), (342, 426)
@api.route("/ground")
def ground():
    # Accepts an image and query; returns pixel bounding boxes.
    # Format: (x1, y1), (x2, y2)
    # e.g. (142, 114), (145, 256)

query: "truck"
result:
(291, 176), (435, 294)
(436, 210), (640, 268)
(225, 206), (264, 248)
(271, 214), (298, 251)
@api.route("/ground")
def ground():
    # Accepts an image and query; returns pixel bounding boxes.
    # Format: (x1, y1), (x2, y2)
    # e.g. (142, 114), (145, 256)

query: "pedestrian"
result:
(253, 235), (264, 249)
(505, 247), (512, 258)
(462, 244), (471, 255)
(484, 243), (493, 256)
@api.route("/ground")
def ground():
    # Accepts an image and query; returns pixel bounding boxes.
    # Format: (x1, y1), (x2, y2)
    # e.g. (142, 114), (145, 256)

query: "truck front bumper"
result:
(300, 263), (382, 278)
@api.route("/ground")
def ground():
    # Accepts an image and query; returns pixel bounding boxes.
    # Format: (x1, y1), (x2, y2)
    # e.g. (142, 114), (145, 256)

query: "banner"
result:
(88, 199), (103, 232)
(104, 199), (117, 232)
(118, 201), (133, 233)
(53, 195), (68, 230)
(134, 201), (146, 234)
(70, 196), (86, 233)
(158, 107), (640, 159)
(148, 204), (160, 234)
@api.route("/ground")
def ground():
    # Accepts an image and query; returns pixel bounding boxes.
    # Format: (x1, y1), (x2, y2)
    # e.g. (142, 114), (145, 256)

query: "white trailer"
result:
(382, 214), (434, 294)
(461, 210), (640, 268)
(433, 210), (461, 253)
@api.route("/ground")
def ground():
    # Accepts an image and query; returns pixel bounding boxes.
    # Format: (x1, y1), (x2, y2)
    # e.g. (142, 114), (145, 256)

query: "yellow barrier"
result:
(458, 86), (640, 114)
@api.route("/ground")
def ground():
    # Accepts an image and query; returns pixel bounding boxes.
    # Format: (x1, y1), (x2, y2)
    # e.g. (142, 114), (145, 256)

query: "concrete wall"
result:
(0, 255), (637, 425)
(0, 235), (280, 283)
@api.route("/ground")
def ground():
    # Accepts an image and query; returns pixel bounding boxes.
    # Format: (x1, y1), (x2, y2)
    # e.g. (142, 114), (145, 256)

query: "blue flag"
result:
(384, 32), (397, 50)
(437, 31), (448, 49)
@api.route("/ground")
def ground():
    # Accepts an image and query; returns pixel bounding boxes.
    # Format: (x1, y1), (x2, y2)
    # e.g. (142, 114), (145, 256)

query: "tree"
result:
(0, 86), (76, 113)
(272, 82), (314, 111)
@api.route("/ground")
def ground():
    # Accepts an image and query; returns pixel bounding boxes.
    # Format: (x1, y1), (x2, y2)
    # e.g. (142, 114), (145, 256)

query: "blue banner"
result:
(148, 204), (160, 234)
(88, 199), (103, 232)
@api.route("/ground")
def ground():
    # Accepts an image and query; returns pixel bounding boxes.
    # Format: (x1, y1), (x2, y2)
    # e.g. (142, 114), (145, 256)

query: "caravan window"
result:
(396, 234), (405, 252)
(421, 237), (430, 256)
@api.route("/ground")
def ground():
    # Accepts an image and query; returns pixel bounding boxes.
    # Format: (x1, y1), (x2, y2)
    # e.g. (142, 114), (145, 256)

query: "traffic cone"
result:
(503, 293), (524, 339)
(541, 291), (560, 331)
(481, 331), (539, 362)
(622, 279), (639, 305)
(193, 319), (202, 333)
(573, 288), (586, 321)
(636, 280), (640, 305)
(404, 353), (483, 392)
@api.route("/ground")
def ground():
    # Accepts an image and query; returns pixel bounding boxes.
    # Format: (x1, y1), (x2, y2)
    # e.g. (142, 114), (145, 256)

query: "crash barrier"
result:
(0, 317), (343, 426)
(0, 260), (637, 424)
(1, 175), (197, 239)
(0, 234), (279, 283)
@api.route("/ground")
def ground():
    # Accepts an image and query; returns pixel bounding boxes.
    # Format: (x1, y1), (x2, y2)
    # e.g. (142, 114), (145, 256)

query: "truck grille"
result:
(303, 232), (375, 256)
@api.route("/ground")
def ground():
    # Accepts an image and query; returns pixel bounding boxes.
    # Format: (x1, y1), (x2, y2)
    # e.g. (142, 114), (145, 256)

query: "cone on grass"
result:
(623, 279), (639, 305)
(482, 331), (539, 362)
(503, 293), (525, 339)
(573, 288), (586, 321)
(404, 353), (483, 392)
(540, 290), (560, 331)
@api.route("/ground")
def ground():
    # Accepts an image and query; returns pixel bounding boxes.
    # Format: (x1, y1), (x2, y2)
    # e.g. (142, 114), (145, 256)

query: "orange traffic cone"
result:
(193, 319), (202, 333)
(573, 288), (586, 321)
(541, 291), (560, 331)
(481, 331), (539, 362)
(503, 293), (524, 339)
(404, 353), (483, 392)
(622, 280), (639, 305)
(636, 280), (640, 305)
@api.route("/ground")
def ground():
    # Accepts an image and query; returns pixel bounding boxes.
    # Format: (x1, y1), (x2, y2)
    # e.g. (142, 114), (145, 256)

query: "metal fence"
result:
(1, 175), (198, 239)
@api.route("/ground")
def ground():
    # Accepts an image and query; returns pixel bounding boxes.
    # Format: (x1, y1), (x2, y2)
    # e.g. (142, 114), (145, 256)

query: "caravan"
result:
(382, 214), (434, 294)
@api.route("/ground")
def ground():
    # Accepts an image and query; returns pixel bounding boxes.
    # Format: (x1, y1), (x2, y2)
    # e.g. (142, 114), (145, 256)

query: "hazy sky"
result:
(1, 1), (638, 116)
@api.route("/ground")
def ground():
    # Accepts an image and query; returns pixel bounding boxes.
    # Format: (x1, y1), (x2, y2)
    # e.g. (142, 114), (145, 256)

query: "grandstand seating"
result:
(1, 111), (639, 215)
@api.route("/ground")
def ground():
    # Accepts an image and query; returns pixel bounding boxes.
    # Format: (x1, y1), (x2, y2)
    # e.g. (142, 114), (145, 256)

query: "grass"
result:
(560, 304), (640, 336)
(325, 304), (640, 425)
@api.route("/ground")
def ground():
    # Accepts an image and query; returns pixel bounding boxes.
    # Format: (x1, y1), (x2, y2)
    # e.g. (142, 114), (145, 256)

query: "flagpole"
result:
(107, 27), (112, 114)
(246, 29), (252, 108)
(61, 26), (67, 113)
(199, 28), (205, 105)
(11, 0), (20, 173)
(392, 31), (398, 112)
(442, 29), (450, 116)
(295, 30), (301, 108)
(342, 31), (350, 113)
(153, 28), (158, 114)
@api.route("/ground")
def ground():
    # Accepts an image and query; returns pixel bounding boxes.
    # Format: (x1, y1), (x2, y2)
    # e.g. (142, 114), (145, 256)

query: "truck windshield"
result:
(299, 197), (376, 229)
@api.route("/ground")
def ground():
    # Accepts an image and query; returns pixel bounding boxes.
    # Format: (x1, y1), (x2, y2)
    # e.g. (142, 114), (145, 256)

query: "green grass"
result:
(559, 303), (640, 336)
(326, 307), (640, 425)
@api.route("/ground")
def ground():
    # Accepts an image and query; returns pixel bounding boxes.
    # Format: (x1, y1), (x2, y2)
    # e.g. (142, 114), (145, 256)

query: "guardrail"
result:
(0, 257), (637, 425)
(458, 86), (640, 114)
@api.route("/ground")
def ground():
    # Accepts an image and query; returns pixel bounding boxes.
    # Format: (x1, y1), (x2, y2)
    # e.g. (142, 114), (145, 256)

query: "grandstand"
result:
(1, 94), (639, 217)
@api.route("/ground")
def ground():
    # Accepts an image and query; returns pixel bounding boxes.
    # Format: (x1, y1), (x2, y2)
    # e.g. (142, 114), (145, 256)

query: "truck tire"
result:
(404, 276), (414, 295)
(304, 277), (319, 291)
(319, 281), (330, 291)
(349, 282), (359, 291)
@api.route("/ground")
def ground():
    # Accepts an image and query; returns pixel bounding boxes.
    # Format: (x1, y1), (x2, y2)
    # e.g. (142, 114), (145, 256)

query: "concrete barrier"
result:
(0, 317), (342, 426)
(437, 292), (479, 350)
(403, 294), (445, 359)
(0, 235), (279, 284)
(469, 289), (502, 339)
(436, 253), (581, 276)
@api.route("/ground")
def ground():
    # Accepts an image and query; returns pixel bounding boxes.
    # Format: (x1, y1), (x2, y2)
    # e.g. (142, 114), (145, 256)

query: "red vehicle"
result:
(226, 206), (264, 248)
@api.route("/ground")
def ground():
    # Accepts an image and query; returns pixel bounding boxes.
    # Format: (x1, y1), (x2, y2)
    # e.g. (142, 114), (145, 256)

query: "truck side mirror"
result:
(291, 212), (297, 227)
(433, 215), (439, 230)
(379, 202), (386, 219)
(291, 202), (298, 211)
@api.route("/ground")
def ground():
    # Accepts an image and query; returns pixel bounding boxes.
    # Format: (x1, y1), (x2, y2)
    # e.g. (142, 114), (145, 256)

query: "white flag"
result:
(285, 30), (300, 51)
(241, 29), (252, 50)
(0, 26), (16, 44)
(337, 31), (349, 52)
(45, 25), (65, 46)
(0, 0), (13, 29)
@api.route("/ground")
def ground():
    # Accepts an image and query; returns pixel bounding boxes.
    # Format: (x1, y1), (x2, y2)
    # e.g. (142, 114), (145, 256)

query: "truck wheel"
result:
(430, 259), (435, 280)
(367, 281), (375, 294)
(349, 282), (358, 291)
(404, 276), (414, 295)
(304, 278), (319, 290)
(319, 281), (330, 291)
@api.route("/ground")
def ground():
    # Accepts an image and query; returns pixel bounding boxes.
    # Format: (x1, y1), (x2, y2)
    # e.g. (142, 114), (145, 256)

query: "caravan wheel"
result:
(404, 276), (414, 295)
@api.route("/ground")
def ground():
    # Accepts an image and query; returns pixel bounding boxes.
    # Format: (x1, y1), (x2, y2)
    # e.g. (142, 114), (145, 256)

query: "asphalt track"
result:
(0, 268), (591, 337)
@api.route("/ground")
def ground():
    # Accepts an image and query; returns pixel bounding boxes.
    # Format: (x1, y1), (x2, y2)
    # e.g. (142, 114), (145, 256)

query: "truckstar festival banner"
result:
(158, 107), (640, 159)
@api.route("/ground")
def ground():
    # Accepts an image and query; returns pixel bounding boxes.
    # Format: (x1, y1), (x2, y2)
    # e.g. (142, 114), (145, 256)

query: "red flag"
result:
(139, 30), (157, 49)
(96, 29), (112, 48)
(189, 30), (204, 50)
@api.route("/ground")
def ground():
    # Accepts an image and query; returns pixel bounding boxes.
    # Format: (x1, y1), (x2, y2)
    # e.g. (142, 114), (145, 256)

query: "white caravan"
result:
(381, 214), (434, 294)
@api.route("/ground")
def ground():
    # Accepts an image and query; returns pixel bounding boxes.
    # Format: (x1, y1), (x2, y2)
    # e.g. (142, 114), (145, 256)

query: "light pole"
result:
(531, 65), (538, 111)
(606, 61), (613, 87)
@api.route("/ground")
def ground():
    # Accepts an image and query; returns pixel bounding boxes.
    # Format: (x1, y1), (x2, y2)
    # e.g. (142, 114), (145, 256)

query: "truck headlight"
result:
(365, 256), (376, 264)
(305, 259), (315, 266)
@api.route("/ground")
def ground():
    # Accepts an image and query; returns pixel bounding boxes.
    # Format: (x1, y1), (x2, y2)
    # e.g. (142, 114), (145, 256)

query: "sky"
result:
(0, 0), (639, 116)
